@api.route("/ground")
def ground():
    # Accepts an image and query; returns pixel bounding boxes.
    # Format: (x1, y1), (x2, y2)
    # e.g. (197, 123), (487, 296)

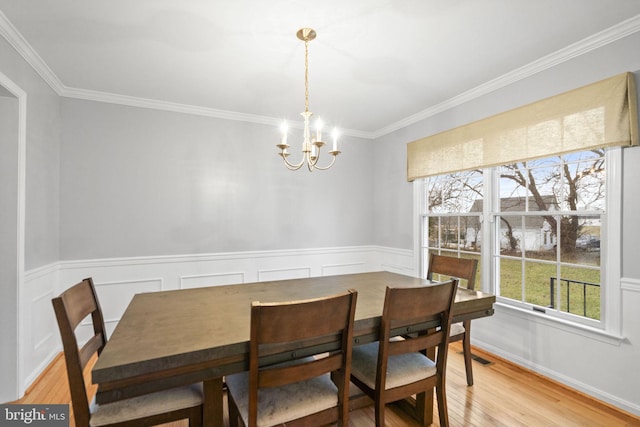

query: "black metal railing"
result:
(549, 277), (600, 318)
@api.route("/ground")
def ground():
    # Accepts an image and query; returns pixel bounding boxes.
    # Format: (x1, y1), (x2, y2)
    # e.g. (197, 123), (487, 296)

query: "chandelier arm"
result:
(281, 152), (306, 170)
(307, 153), (338, 171)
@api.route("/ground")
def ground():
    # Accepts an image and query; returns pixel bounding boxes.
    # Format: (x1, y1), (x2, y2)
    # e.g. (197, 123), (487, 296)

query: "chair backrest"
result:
(52, 278), (106, 427)
(377, 280), (458, 390)
(248, 289), (358, 426)
(427, 254), (478, 290)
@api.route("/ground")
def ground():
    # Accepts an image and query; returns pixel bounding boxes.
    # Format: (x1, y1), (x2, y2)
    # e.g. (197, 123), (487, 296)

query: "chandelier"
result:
(277, 28), (340, 171)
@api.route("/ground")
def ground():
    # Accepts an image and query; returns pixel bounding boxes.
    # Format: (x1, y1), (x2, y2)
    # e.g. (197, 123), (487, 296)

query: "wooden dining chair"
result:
(350, 280), (458, 427)
(52, 277), (203, 427)
(225, 289), (358, 427)
(427, 254), (479, 386)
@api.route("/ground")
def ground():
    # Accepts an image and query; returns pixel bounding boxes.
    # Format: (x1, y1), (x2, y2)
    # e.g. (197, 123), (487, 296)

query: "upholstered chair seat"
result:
(226, 372), (338, 426)
(89, 384), (202, 427)
(449, 322), (465, 337)
(351, 342), (437, 391)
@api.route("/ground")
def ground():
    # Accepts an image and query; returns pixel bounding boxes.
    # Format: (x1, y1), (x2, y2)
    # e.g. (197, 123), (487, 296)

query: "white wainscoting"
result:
(19, 262), (59, 397)
(20, 245), (415, 396)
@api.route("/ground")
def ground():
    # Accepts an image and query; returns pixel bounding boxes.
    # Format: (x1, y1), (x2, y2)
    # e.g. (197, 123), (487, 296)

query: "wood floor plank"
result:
(10, 343), (639, 426)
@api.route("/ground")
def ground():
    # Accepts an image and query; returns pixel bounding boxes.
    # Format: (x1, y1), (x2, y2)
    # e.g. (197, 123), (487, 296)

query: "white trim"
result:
(621, 277), (640, 292)
(320, 262), (366, 276)
(412, 181), (423, 277)
(371, 14), (640, 138)
(23, 262), (58, 281)
(61, 87), (372, 139)
(16, 79), (26, 398)
(492, 302), (624, 345)
(474, 337), (640, 416)
(58, 246), (378, 269)
(0, 10), (64, 95)
(603, 147), (623, 336)
(257, 266), (311, 282)
(180, 272), (246, 289)
(94, 277), (164, 289)
(21, 349), (60, 399)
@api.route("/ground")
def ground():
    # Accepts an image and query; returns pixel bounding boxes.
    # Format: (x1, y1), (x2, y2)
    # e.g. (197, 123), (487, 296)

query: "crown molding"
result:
(62, 86), (280, 125)
(0, 10), (65, 95)
(61, 86), (374, 139)
(2, 9), (639, 140)
(371, 13), (640, 139)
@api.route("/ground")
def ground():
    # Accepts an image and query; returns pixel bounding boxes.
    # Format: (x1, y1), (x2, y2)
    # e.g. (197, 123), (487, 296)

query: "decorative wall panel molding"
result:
(21, 245), (415, 397)
(180, 272), (245, 289)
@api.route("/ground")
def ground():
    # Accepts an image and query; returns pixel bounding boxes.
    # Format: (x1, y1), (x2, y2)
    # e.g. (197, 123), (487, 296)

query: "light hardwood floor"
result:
(13, 342), (639, 426)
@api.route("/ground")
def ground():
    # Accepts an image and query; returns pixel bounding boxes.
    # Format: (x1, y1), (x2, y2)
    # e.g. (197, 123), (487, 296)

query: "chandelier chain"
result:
(304, 39), (309, 113)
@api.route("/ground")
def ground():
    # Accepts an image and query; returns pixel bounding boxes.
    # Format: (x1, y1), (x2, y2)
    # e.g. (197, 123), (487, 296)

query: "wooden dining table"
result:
(92, 271), (495, 427)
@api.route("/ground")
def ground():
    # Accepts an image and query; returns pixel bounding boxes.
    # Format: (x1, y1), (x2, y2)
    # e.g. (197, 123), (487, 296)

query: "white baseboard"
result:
(473, 339), (640, 417)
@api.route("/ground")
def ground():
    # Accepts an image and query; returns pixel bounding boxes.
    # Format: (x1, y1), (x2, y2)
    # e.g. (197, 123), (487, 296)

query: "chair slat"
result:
(79, 333), (104, 369)
(259, 353), (343, 388)
(388, 331), (444, 356)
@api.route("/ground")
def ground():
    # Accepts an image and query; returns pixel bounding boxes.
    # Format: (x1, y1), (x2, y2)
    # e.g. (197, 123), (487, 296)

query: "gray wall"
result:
(0, 92), (18, 402)
(60, 99), (374, 259)
(0, 32), (60, 402)
(372, 129), (413, 249)
(0, 35), (60, 271)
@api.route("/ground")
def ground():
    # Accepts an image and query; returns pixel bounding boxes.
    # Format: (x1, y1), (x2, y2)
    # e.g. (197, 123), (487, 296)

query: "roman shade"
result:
(407, 72), (639, 181)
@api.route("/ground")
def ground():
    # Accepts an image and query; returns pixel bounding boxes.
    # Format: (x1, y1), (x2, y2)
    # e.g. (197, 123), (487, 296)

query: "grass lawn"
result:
(433, 249), (601, 320)
(499, 255), (601, 320)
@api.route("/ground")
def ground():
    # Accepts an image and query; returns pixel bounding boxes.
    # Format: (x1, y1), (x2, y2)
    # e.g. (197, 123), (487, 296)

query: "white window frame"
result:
(416, 147), (623, 338)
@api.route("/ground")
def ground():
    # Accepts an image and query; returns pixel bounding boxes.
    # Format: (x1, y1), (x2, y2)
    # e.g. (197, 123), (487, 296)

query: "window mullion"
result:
(483, 167), (495, 294)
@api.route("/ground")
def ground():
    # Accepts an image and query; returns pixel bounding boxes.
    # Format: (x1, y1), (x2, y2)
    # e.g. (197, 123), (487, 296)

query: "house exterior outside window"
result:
(422, 149), (608, 328)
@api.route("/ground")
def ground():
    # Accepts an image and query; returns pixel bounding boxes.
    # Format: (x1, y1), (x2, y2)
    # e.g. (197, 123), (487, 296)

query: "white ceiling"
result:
(1, 1), (640, 138)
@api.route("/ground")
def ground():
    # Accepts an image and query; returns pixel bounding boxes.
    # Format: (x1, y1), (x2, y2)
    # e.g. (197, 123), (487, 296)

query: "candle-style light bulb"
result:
(281, 121), (288, 145)
(332, 128), (339, 151)
(316, 119), (323, 142)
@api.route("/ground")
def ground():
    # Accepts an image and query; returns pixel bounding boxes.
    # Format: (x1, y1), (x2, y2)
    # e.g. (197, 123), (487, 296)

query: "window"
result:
(412, 74), (634, 335)
(422, 170), (483, 286)
(421, 149), (613, 329)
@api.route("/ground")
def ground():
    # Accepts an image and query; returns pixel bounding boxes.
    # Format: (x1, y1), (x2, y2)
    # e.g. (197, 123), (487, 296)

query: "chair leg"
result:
(374, 398), (385, 427)
(462, 332), (474, 386)
(414, 391), (431, 427)
(188, 405), (203, 426)
(436, 383), (449, 427)
(228, 396), (240, 427)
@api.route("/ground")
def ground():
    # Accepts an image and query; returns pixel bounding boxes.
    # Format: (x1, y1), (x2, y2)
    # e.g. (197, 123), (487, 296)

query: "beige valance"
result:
(407, 72), (639, 181)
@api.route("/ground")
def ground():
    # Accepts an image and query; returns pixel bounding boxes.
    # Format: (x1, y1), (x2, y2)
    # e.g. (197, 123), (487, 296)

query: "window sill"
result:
(493, 301), (626, 346)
